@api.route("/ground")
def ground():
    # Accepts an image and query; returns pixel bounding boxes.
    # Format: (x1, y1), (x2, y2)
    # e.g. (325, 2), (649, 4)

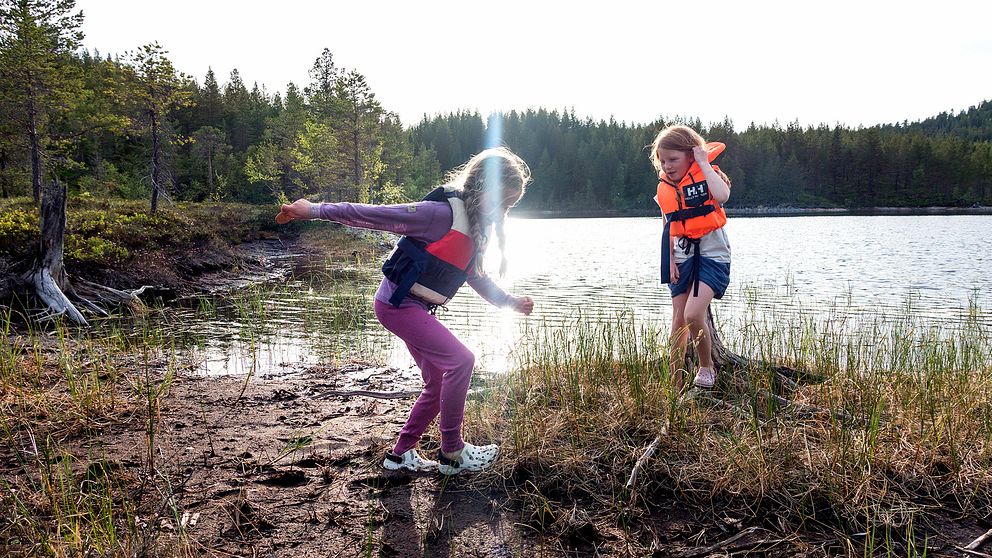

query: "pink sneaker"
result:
(693, 367), (717, 389)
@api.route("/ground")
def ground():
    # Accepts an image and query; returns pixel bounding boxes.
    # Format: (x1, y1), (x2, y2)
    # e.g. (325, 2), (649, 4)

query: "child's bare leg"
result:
(669, 293), (689, 391)
(683, 283), (717, 380)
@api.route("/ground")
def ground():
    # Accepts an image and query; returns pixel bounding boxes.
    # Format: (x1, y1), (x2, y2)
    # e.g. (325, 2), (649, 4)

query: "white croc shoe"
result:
(693, 366), (717, 389)
(437, 442), (500, 475)
(382, 448), (438, 472)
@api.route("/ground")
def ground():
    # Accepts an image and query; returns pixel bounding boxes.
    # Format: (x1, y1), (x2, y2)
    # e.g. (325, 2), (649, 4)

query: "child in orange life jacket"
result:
(275, 148), (534, 475)
(650, 125), (732, 389)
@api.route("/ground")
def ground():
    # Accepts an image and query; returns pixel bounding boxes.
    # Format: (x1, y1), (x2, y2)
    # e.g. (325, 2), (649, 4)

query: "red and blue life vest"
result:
(382, 186), (476, 307)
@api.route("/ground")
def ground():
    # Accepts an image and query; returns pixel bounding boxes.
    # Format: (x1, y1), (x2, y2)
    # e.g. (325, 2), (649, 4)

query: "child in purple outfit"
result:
(275, 148), (533, 475)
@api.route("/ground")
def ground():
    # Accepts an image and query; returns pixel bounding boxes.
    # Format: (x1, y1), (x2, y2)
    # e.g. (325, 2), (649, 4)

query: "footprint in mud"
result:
(270, 388), (297, 401)
(350, 474), (414, 491)
(256, 469), (308, 487)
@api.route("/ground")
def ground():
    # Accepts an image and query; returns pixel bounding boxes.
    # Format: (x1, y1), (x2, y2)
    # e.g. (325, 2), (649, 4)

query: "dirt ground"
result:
(101, 363), (989, 558)
(118, 364), (597, 558)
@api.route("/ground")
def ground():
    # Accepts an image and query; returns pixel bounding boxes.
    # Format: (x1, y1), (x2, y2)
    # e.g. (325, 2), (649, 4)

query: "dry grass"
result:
(473, 302), (992, 555)
(3, 266), (990, 556)
(0, 314), (195, 557)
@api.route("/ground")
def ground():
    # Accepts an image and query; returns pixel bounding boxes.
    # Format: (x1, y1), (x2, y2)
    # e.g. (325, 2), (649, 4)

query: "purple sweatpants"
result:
(374, 300), (474, 455)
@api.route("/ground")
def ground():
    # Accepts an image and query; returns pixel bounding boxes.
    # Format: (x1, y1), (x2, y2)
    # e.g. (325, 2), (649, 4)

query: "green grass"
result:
(4, 221), (990, 557)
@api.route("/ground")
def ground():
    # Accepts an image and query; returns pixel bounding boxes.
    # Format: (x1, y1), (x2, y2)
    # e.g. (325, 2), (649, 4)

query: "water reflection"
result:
(143, 215), (992, 376)
(497, 214), (991, 324)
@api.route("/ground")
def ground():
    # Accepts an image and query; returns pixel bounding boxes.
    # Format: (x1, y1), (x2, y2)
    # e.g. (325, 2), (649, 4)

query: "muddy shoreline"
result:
(3, 229), (991, 557)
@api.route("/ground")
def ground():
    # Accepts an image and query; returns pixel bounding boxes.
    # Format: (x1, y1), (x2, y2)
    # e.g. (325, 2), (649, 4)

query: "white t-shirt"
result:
(673, 227), (731, 264)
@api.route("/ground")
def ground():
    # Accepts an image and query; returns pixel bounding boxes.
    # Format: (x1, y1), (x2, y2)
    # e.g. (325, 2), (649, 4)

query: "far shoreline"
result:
(510, 206), (992, 219)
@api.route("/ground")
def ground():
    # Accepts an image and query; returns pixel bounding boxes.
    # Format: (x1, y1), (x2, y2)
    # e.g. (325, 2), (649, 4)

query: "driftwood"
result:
(21, 179), (143, 325)
(966, 528), (992, 551)
(625, 426), (665, 490)
(673, 526), (764, 558)
(697, 307), (847, 422)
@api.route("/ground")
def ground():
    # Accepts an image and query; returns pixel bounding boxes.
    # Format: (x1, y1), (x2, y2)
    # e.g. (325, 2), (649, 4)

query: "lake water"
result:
(174, 215), (992, 375)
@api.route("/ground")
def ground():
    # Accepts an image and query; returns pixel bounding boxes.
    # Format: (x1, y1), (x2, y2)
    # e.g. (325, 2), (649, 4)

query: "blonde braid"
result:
(446, 147), (531, 276)
(495, 218), (508, 276)
(462, 182), (490, 258)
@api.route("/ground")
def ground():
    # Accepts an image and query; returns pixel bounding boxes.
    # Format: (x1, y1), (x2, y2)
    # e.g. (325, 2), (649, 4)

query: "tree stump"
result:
(686, 307), (847, 422)
(21, 179), (142, 325)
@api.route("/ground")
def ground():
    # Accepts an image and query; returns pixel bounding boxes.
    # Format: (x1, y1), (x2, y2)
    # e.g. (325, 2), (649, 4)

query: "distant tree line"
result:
(1, 0), (989, 211)
(410, 104), (992, 211)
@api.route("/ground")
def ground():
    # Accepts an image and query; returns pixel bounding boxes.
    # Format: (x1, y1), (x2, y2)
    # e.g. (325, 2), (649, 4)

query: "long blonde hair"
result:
(446, 147), (531, 275)
(649, 125), (732, 185)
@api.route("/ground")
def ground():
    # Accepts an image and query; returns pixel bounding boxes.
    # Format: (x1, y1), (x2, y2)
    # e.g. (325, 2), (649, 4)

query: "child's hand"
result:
(275, 199), (314, 224)
(692, 145), (711, 167)
(670, 259), (680, 283)
(510, 295), (534, 316)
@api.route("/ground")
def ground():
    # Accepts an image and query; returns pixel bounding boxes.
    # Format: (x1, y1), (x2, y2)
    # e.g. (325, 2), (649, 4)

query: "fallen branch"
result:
(674, 526), (762, 558)
(313, 389), (419, 400)
(626, 429), (664, 491)
(956, 547), (992, 558)
(966, 528), (992, 551)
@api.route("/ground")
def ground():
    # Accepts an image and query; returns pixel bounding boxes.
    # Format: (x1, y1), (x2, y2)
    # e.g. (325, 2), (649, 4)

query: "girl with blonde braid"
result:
(276, 148), (533, 474)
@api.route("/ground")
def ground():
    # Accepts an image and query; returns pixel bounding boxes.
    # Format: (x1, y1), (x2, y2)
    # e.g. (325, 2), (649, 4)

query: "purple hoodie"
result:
(315, 201), (515, 309)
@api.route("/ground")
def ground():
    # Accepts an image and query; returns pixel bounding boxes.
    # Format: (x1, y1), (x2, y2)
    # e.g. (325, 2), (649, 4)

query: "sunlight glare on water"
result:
(179, 214), (992, 376)
(446, 214), (992, 371)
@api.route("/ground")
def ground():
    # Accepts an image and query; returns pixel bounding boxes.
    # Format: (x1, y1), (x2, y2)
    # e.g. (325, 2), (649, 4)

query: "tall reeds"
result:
(478, 296), (992, 554)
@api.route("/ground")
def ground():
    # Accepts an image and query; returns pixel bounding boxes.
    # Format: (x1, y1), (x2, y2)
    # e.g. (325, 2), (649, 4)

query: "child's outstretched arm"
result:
(692, 146), (731, 204)
(466, 271), (534, 315)
(275, 199), (451, 241)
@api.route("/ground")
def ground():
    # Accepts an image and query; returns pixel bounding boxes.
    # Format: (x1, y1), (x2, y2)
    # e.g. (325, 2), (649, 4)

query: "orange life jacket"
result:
(655, 142), (727, 239)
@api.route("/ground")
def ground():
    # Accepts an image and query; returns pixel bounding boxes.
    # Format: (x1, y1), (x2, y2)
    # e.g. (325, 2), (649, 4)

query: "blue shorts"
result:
(668, 257), (731, 299)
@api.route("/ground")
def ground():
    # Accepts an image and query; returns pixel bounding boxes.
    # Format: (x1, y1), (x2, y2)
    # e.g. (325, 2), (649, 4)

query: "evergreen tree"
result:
(244, 81), (306, 201)
(190, 125), (229, 199)
(198, 67), (224, 129)
(0, 59), (21, 196)
(0, 0), (84, 202)
(66, 47), (132, 196)
(304, 48), (342, 119)
(292, 119), (339, 199)
(222, 69), (250, 153)
(334, 69), (383, 203)
(125, 42), (191, 211)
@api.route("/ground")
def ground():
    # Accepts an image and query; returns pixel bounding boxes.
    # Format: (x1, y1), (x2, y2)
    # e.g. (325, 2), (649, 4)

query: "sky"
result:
(72, 0), (992, 130)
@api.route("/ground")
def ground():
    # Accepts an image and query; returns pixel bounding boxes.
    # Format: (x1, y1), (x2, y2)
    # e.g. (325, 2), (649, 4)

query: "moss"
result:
(0, 206), (37, 259)
(65, 236), (130, 266)
(0, 196), (279, 268)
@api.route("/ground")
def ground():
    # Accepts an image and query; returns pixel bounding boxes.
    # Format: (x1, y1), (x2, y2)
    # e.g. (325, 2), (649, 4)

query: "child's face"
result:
(481, 184), (521, 220)
(657, 148), (693, 181)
